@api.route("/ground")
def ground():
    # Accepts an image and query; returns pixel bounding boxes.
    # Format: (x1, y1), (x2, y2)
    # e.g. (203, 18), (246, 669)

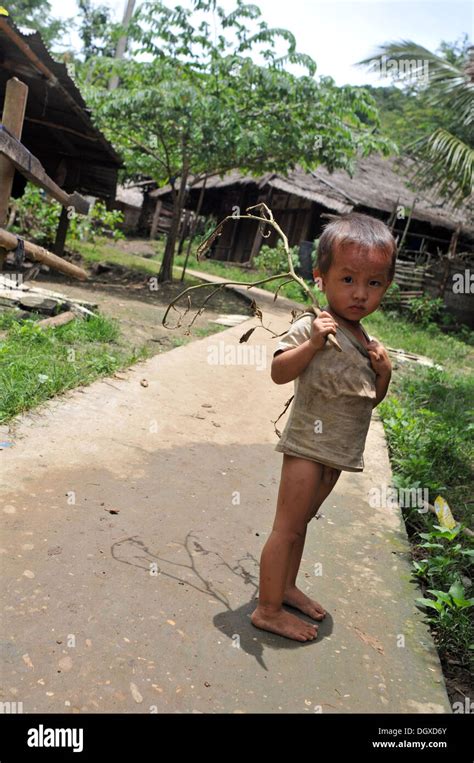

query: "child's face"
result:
(313, 243), (392, 322)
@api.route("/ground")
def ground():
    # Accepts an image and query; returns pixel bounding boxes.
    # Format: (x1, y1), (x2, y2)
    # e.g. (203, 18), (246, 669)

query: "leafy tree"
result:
(357, 36), (473, 206)
(5, 0), (70, 48)
(76, 0), (117, 61)
(85, 0), (394, 282)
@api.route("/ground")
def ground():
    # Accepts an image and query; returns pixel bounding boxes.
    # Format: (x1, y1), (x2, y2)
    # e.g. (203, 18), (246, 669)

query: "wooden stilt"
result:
(54, 205), (71, 256)
(0, 77), (29, 269)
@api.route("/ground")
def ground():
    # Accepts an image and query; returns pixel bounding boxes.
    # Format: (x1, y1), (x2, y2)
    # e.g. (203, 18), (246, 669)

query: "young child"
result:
(251, 212), (396, 642)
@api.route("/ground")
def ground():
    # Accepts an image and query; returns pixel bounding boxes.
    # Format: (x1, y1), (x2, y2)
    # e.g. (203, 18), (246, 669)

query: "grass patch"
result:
(364, 310), (473, 374)
(73, 238), (200, 286)
(73, 239), (161, 275)
(0, 309), (149, 423)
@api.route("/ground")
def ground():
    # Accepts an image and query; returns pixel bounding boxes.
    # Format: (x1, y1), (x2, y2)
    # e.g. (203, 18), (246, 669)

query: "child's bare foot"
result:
(283, 586), (326, 621)
(251, 606), (318, 642)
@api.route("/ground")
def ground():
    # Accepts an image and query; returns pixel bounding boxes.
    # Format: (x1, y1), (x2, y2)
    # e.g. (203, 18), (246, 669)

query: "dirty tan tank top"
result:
(274, 309), (377, 472)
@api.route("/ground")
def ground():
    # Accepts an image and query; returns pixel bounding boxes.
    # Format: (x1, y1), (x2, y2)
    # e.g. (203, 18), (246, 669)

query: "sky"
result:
(48, 0), (473, 86)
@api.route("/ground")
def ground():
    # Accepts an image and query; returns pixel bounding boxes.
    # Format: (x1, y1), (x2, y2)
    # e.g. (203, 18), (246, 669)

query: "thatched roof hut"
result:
(148, 154), (473, 263)
(0, 18), (122, 202)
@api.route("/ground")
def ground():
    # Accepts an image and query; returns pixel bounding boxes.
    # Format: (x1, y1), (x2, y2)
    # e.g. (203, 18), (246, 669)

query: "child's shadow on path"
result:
(214, 603), (334, 670)
(112, 532), (333, 671)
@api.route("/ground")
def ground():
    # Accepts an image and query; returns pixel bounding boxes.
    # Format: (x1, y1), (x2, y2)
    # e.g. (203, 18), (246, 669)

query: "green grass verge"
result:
(0, 310), (149, 423)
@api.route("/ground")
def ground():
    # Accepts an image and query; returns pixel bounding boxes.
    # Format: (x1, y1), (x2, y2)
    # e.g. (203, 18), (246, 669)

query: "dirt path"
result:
(32, 264), (253, 355)
(0, 284), (451, 714)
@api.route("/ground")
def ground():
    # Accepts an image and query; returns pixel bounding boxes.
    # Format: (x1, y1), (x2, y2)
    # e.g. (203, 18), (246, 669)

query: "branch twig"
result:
(162, 202), (342, 352)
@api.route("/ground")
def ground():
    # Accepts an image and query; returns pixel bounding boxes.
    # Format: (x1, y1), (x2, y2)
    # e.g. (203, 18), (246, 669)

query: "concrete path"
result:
(1, 281), (451, 713)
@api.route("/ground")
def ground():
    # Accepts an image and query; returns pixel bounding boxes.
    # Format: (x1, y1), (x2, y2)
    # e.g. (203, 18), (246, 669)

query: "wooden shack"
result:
(146, 155), (473, 325)
(0, 16), (122, 255)
(147, 156), (473, 264)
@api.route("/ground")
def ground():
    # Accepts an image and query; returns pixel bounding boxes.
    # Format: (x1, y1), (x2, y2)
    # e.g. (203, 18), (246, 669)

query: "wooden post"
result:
(387, 196), (400, 231)
(150, 199), (162, 239)
(299, 204), (313, 243)
(448, 222), (461, 260)
(0, 77), (29, 269)
(397, 198), (417, 253)
(248, 188), (273, 266)
(108, 0), (136, 91)
(180, 176), (208, 280)
(439, 222), (462, 297)
(53, 205), (71, 256)
(177, 209), (191, 254)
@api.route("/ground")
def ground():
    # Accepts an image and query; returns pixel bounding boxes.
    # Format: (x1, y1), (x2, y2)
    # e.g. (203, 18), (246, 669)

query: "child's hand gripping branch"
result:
(309, 311), (339, 351)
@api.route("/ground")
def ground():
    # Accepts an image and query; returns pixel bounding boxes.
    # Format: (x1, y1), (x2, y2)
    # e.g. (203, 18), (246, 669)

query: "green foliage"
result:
(81, 0), (394, 281)
(69, 201), (125, 243)
(10, 185), (125, 247)
(76, 0), (118, 61)
(415, 573), (473, 663)
(12, 184), (60, 244)
(254, 241), (300, 275)
(413, 525), (472, 590)
(379, 360), (473, 665)
(406, 295), (445, 326)
(381, 285), (445, 327)
(381, 280), (402, 304)
(379, 368), (474, 511)
(357, 37), (474, 206)
(6, 0), (71, 48)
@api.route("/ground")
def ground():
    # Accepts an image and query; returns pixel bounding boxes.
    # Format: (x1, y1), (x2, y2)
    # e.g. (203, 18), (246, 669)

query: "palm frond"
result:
(406, 128), (474, 206)
(356, 40), (473, 124)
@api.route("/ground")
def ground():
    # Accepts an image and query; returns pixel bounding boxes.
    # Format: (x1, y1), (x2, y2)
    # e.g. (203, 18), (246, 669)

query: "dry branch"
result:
(162, 203), (342, 352)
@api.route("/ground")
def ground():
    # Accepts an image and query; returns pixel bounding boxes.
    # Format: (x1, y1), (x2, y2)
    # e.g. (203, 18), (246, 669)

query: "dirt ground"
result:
(29, 253), (253, 355)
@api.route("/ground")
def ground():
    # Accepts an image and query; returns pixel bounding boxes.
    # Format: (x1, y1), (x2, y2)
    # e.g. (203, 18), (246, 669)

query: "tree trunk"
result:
(180, 176), (207, 281)
(158, 162), (189, 283)
(108, 0), (136, 91)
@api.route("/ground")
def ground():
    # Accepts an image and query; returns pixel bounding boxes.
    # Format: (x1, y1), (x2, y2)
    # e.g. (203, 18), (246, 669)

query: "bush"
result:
(10, 184), (125, 247)
(379, 364), (474, 668)
(254, 241), (300, 275)
(379, 366), (474, 512)
(407, 295), (444, 326)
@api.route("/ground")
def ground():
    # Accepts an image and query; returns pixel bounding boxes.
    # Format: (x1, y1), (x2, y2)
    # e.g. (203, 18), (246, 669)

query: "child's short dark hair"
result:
(317, 212), (397, 281)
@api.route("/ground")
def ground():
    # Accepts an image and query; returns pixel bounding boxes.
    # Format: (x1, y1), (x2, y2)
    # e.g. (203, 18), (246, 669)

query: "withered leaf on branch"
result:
(273, 395), (295, 437)
(239, 326), (257, 344)
(249, 299), (263, 321)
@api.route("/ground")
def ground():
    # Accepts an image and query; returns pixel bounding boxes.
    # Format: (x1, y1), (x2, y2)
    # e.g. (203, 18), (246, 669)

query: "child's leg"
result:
(251, 454), (327, 642)
(284, 464), (341, 617)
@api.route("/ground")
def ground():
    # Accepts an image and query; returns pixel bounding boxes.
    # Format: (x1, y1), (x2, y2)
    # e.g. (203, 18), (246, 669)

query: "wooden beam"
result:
(248, 189), (273, 265)
(448, 222), (462, 260)
(0, 226), (88, 280)
(150, 199), (163, 239)
(0, 127), (89, 214)
(24, 116), (101, 143)
(38, 310), (76, 328)
(0, 78), (28, 222)
(397, 198), (417, 253)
